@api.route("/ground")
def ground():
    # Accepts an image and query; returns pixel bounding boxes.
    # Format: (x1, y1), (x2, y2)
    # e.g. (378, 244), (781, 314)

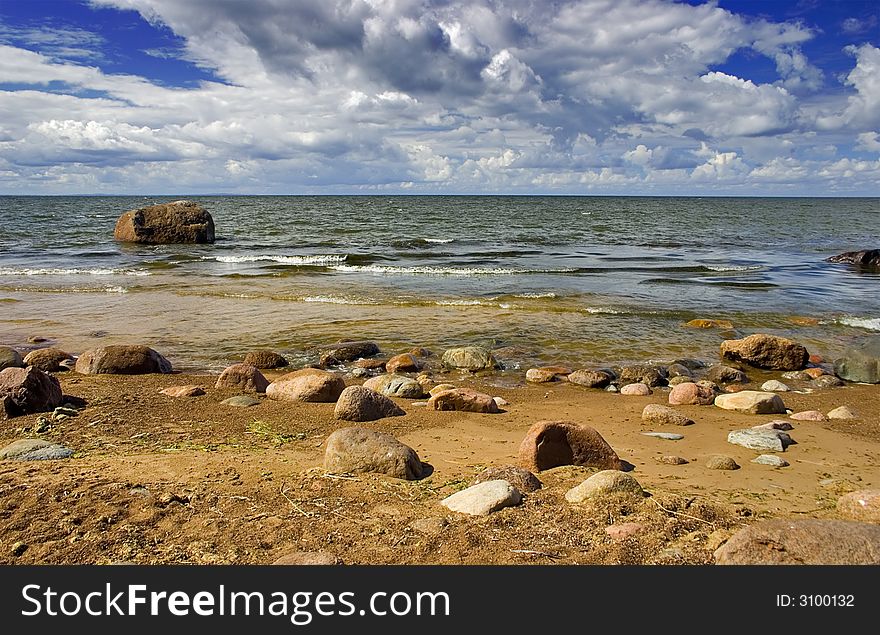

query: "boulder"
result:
(215, 363), (269, 393)
(836, 490), (880, 523)
(75, 345), (172, 375)
(441, 346), (499, 372)
(0, 438), (73, 461)
(714, 519), (880, 564)
(333, 386), (405, 422)
(471, 465), (542, 493)
(319, 341), (380, 367)
(113, 200), (214, 244)
(363, 374), (425, 399)
(714, 391), (786, 415)
(427, 388), (499, 413)
(620, 383), (651, 396)
(641, 404), (694, 426)
(617, 364), (667, 387)
(266, 369), (345, 403)
(323, 428), (423, 480)
(668, 382), (715, 406)
(833, 338), (880, 384)
(567, 369), (613, 388)
(0, 367), (63, 417)
(243, 350), (288, 369)
(727, 428), (793, 452)
(518, 421), (623, 472)
(706, 364), (749, 384)
(706, 455), (740, 470)
(22, 348), (74, 372)
(441, 480), (522, 516)
(0, 346), (24, 371)
(825, 249), (880, 268)
(160, 385), (205, 398)
(565, 470), (644, 503)
(385, 353), (420, 374)
(720, 334), (809, 370)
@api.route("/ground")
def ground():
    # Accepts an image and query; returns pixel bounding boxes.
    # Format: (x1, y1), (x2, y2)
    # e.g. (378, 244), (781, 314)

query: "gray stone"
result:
(727, 428), (793, 452)
(0, 346), (24, 371)
(222, 395), (261, 407)
(0, 438), (73, 461)
(441, 480), (522, 516)
(714, 391), (786, 415)
(617, 364), (667, 387)
(441, 346), (500, 372)
(752, 454), (790, 467)
(833, 337), (880, 384)
(319, 341), (380, 367)
(333, 386), (405, 422)
(564, 470), (644, 502)
(814, 375), (844, 388)
(706, 364), (750, 384)
(665, 363), (694, 379)
(363, 374), (425, 399)
(642, 432), (685, 440)
(761, 380), (790, 392)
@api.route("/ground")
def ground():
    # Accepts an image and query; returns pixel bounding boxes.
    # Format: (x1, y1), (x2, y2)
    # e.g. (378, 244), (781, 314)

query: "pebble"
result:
(727, 428), (793, 452)
(441, 480), (522, 516)
(790, 410), (827, 421)
(642, 432), (684, 440)
(656, 455), (689, 465)
(706, 455), (740, 470)
(221, 395), (261, 407)
(761, 380), (790, 392)
(620, 383), (651, 396)
(605, 385), (619, 393)
(752, 454), (790, 467)
(827, 406), (858, 420)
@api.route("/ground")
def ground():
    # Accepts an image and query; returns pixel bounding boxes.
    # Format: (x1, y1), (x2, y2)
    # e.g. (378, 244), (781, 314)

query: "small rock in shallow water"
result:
(761, 380), (790, 392)
(657, 455), (689, 465)
(727, 428), (793, 452)
(706, 364), (749, 384)
(827, 406), (858, 420)
(752, 454), (789, 467)
(441, 480), (522, 516)
(642, 432), (684, 440)
(782, 371), (812, 381)
(706, 455), (740, 470)
(222, 395), (261, 407)
(620, 382), (651, 396)
(790, 410), (826, 421)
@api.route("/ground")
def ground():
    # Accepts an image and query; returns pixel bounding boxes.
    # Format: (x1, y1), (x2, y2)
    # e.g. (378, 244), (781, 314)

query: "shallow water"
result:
(1, 195), (878, 370)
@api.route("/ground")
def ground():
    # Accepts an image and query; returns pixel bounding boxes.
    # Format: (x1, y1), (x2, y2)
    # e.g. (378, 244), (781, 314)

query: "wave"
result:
(300, 295), (380, 305)
(838, 316), (880, 331)
(328, 264), (576, 276)
(423, 238), (454, 244)
(0, 285), (130, 294)
(704, 265), (764, 272)
(0, 267), (151, 277)
(209, 254), (348, 265)
(512, 292), (558, 299)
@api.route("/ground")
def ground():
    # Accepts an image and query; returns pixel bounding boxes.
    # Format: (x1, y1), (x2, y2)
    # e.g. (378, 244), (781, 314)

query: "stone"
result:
(0, 367), (63, 417)
(323, 428), (423, 480)
(752, 454), (789, 467)
(565, 470), (644, 502)
(22, 348), (74, 372)
(761, 380), (790, 392)
(427, 388), (499, 413)
(0, 438), (73, 461)
(429, 383), (456, 396)
(727, 428), (793, 452)
(605, 522), (645, 540)
(243, 350), (288, 369)
(222, 395), (261, 407)
(667, 375), (692, 386)
(814, 375), (844, 389)
(706, 364), (749, 384)
(657, 455), (689, 465)
(333, 386), (405, 422)
(526, 367), (570, 383)
(790, 410), (826, 421)
(351, 358), (388, 371)
(409, 517), (449, 536)
(706, 455), (740, 470)
(617, 364), (667, 387)
(720, 334), (809, 370)
(441, 346), (500, 372)
(685, 319), (734, 329)
(641, 404), (694, 426)
(665, 363), (693, 379)
(642, 432), (684, 440)
(827, 406), (858, 420)
(160, 385), (205, 398)
(714, 391), (786, 415)
(714, 519), (880, 564)
(266, 370), (345, 403)
(620, 382), (651, 396)
(409, 347), (432, 358)
(492, 397), (509, 408)
(566, 369), (613, 389)
(782, 371), (811, 381)
(671, 358), (706, 371)
(319, 341), (380, 367)
(825, 249), (880, 268)
(114, 200), (215, 244)
(836, 490), (880, 523)
(0, 346), (24, 371)
(668, 382), (715, 406)
(441, 480), (522, 516)
(605, 385), (618, 393)
(833, 338), (880, 383)
(385, 353), (420, 374)
(804, 367), (827, 379)
(75, 345), (172, 375)
(752, 420), (794, 431)
(471, 465), (542, 493)
(363, 374), (426, 398)
(518, 420), (623, 472)
(271, 552), (339, 565)
(215, 363), (269, 393)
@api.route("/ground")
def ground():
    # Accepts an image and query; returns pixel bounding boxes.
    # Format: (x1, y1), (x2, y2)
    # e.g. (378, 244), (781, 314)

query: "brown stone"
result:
(714, 519), (880, 564)
(518, 420), (623, 472)
(243, 350), (288, 369)
(706, 455), (740, 470)
(642, 404), (694, 426)
(266, 370), (345, 403)
(75, 345), (172, 375)
(23, 348), (74, 372)
(706, 364), (749, 384)
(685, 319), (734, 329)
(160, 385), (205, 398)
(668, 382), (715, 405)
(720, 334), (809, 370)
(215, 363), (269, 393)
(526, 368), (565, 383)
(319, 341), (380, 367)
(427, 388), (499, 413)
(385, 353), (420, 374)
(657, 455), (689, 465)
(471, 465), (542, 492)
(804, 367), (826, 379)
(567, 369), (613, 388)
(837, 490), (880, 523)
(324, 427), (423, 480)
(351, 358), (388, 370)
(333, 386), (405, 422)
(0, 366), (63, 417)
(617, 365), (666, 387)
(113, 200), (215, 244)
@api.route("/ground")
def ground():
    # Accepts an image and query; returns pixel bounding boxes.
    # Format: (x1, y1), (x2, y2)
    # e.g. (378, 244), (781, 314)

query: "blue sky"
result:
(0, 0), (877, 195)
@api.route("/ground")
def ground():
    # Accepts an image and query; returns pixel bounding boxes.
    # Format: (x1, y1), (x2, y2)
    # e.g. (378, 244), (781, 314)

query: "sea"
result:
(0, 195), (878, 372)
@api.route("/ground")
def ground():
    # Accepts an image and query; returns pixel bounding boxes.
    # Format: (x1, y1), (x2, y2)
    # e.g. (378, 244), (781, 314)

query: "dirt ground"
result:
(1, 367), (878, 565)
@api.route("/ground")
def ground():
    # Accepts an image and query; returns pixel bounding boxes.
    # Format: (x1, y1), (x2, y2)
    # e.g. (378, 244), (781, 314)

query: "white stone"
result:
(440, 480), (522, 516)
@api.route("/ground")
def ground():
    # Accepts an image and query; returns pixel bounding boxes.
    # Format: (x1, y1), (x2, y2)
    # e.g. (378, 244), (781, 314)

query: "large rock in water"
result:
(113, 200), (215, 244)
(720, 334), (809, 370)
(215, 363), (269, 393)
(266, 369), (345, 403)
(243, 350), (288, 369)
(714, 391), (786, 414)
(0, 367), (63, 417)
(323, 427), (423, 480)
(319, 341), (380, 367)
(334, 386), (405, 421)
(714, 519), (880, 564)
(0, 347), (24, 371)
(75, 345), (172, 375)
(441, 346), (499, 372)
(518, 420), (623, 472)
(23, 348), (75, 372)
(825, 249), (880, 268)
(834, 338), (880, 384)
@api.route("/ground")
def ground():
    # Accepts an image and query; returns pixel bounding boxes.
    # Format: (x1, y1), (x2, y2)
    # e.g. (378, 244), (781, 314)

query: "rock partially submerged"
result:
(75, 345), (172, 375)
(441, 346), (500, 372)
(720, 334), (809, 370)
(243, 350), (288, 369)
(518, 421), (623, 472)
(114, 200), (215, 244)
(833, 338), (880, 384)
(319, 341), (380, 367)
(825, 249), (880, 268)
(324, 428), (423, 480)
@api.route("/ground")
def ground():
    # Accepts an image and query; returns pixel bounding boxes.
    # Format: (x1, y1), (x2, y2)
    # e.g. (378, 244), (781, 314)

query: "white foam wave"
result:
(513, 292), (558, 299)
(583, 306), (623, 315)
(330, 264), (574, 276)
(705, 265), (763, 272)
(423, 238), (454, 244)
(838, 316), (880, 331)
(0, 267), (150, 277)
(434, 299), (488, 306)
(301, 295), (378, 305)
(212, 254), (348, 265)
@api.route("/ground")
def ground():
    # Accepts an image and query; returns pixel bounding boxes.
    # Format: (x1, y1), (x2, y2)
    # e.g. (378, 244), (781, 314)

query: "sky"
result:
(0, 0), (878, 196)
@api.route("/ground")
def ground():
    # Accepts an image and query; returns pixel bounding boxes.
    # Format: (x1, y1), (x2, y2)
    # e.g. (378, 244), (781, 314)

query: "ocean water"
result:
(0, 195), (878, 371)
